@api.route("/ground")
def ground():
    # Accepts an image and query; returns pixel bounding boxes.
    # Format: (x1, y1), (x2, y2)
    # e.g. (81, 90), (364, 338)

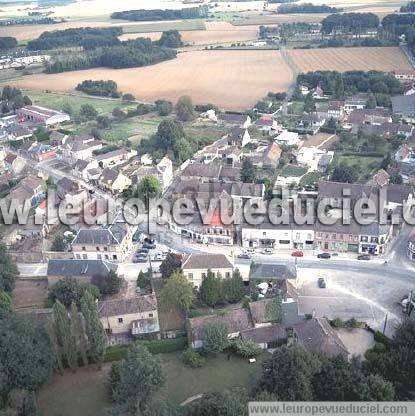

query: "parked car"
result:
(237, 253), (252, 260)
(262, 248), (273, 255)
(152, 253), (164, 261)
(133, 254), (148, 263)
(357, 254), (371, 260)
(292, 250), (304, 257)
(317, 253), (331, 259)
(245, 248), (256, 254)
(137, 247), (149, 254)
(318, 277), (327, 288)
(143, 242), (156, 250)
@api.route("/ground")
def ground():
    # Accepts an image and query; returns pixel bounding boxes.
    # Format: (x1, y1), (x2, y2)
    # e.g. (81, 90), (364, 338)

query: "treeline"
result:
(1, 86), (32, 114)
(27, 27), (122, 51)
(0, 37), (17, 51)
(76, 80), (120, 98)
(382, 13), (415, 53)
(111, 6), (209, 21)
(278, 2), (341, 14)
(157, 30), (183, 48)
(297, 71), (403, 97)
(46, 38), (177, 73)
(400, 1), (415, 12)
(321, 13), (379, 35)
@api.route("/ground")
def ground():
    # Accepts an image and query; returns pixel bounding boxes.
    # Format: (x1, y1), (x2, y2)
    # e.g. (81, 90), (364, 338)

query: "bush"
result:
(374, 331), (390, 345)
(182, 348), (205, 368)
(232, 339), (261, 358)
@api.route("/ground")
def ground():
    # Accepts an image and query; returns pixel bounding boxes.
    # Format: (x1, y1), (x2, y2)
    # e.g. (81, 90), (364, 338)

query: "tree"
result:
(330, 164), (357, 183)
(0, 242), (19, 293)
(358, 374), (395, 401)
(0, 290), (12, 313)
(265, 295), (282, 323)
(223, 269), (245, 303)
(0, 312), (54, 399)
(241, 158), (256, 183)
(136, 175), (162, 208)
(175, 96), (195, 122)
(62, 102), (74, 115)
(202, 322), (229, 353)
(0, 37), (18, 51)
(333, 74), (345, 99)
(112, 107), (126, 120)
(160, 271), (195, 313)
(159, 253), (182, 279)
(200, 270), (223, 306)
(92, 271), (123, 295)
(122, 93), (135, 102)
(51, 235), (66, 252)
(136, 270), (152, 291)
(185, 389), (248, 416)
(52, 300), (78, 370)
(70, 301), (89, 367)
(390, 172), (403, 184)
(110, 343), (164, 414)
(96, 115), (111, 129)
(258, 345), (321, 400)
(232, 339), (261, 358)
(158, 30), (183, 48)
(155, 99), (173, 116)
(366, 93), (376, 109)
(304, 92), (316, 113)
(80, 290), (106, 363)
(79, 104), (98, 121)
(49, 278), (100, 307)
(173, 137), (193, 163)
(155, 119), (186, 152)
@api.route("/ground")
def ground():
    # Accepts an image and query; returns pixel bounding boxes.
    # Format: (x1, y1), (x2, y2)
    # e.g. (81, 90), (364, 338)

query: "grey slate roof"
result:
(392, 95), (415, 117)
(47, 259), (116, 277)
(98, 294), (157, 318)
(240, 324), (286, 344)
(182, 253), (233, 270)
(249, 262), (297, 280)
(72, 224), (128, 246)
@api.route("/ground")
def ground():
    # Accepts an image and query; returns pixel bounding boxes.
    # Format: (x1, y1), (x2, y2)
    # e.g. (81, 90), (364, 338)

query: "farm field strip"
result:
(8, 50), (293, 111)
(288, 47), (414, 73)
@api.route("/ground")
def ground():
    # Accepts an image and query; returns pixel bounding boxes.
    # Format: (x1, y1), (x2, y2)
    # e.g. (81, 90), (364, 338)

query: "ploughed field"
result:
(288, 47), (414, 73)
(119, 21), (259, 46)
(10, 50), (293, 111)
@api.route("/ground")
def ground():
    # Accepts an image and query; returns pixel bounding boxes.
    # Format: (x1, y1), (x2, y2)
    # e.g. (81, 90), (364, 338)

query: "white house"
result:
(275, 130), (301, 146)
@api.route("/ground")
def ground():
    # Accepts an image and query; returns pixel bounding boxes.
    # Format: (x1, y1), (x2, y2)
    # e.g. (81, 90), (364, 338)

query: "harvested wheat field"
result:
(120, 22), (259, 45)
(289, 47), (414, 73)
(11, 50), (292, 110)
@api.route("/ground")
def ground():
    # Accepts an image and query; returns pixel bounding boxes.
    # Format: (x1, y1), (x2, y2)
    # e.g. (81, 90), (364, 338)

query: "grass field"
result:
(21, 90), (132, 116)
(335, 154), (383, 181)
(38, 351), (268, 416)
(10, 50), (293, 111)
(288, 47), (414, 73)
(121, 20), (206, 34)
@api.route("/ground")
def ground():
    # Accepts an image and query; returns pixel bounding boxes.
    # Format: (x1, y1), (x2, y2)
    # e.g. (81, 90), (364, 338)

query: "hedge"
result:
(104, 337), (187, 361)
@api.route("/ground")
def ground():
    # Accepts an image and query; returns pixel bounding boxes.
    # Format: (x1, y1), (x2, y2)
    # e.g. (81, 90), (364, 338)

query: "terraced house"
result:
(71, 223), (133, 262)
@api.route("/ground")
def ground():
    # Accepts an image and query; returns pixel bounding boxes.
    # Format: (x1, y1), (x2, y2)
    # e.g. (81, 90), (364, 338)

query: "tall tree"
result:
(0, 290), (12, 313)
(53, 300), (78, 370)
(80, 290), (106, 363)
(223, 269), (245, 303)
(0, 242), (19, 293)
(160, 271), (195, 314)
(70, 302), (89, 367)
(176, 95), (195, 122)
(155, 119), (186, 151)
(241, 158), (256, 183)
(51, 235), (66, 252)
(258, 345), (321, 400)
(110, 343), (165, 414)
(200, 270), (223, 306)
(136, 175), (162, 208)
(334, 73), (345, 99)
(0, 313), (54, 400)
(202, 322), (229, 353)
(159, 253), (182, 279)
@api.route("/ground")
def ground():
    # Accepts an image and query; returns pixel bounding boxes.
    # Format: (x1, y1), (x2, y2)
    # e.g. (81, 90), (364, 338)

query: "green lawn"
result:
(22, 90), (132, 116)
(280, 164), (308, 178)
(38, 351), (269, 415)
(335, 155), (383, 182)
(121, 20), (206, 34)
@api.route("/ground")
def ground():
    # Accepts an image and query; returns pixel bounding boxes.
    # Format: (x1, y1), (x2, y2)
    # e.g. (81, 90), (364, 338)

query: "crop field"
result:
(121, 20), (206, 34)
(288, 47), (414, 73)
(121, 22), (259, 46)
(10, 50), (293, 111)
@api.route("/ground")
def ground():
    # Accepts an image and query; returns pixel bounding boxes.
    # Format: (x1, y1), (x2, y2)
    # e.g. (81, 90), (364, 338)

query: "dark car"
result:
(237, 253), (252, 260)
(317, 253), (331, 259)
(357, 254), (371, 260)
(143, 242), (156, 250)
(318, 277), (327, 288)
(133, 254), (148, 263)
(137, 247), (149, 254)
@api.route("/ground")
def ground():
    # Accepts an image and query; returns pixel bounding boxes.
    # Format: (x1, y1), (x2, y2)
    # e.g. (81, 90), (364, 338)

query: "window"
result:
(118, 318), (123, 323)
(225, 272), (231, 278)
(97, 254), (102, 260)
(96, 247), (100, 251)
(188, 273), (193, 280)
(149, 313), (153, 318)
(105, 255), (109, 260)
(82, 254), (87, 260)
(82, 246), (86, 251)
(104, 247), (108, 251)
(76, 254), (81, 259)
(113, 254), (117, 260)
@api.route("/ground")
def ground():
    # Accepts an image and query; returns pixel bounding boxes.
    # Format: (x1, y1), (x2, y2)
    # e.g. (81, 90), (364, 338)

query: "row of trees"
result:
(46, 38), (177, 73)
(111, 6), (209, 21)
(400, 1), (415, 12)
(278, 3), (341, 14)
(321, 13), (379, 35)
(27, 27), (122, 51)
(0, 37), (17, 51)
(75, 80), (121, 98)
(1, 86), (32, 115)
(296, 70), (403, 99)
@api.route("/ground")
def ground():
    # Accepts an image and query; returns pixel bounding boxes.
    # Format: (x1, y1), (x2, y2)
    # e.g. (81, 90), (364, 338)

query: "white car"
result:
(262, 248), (273, 255)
